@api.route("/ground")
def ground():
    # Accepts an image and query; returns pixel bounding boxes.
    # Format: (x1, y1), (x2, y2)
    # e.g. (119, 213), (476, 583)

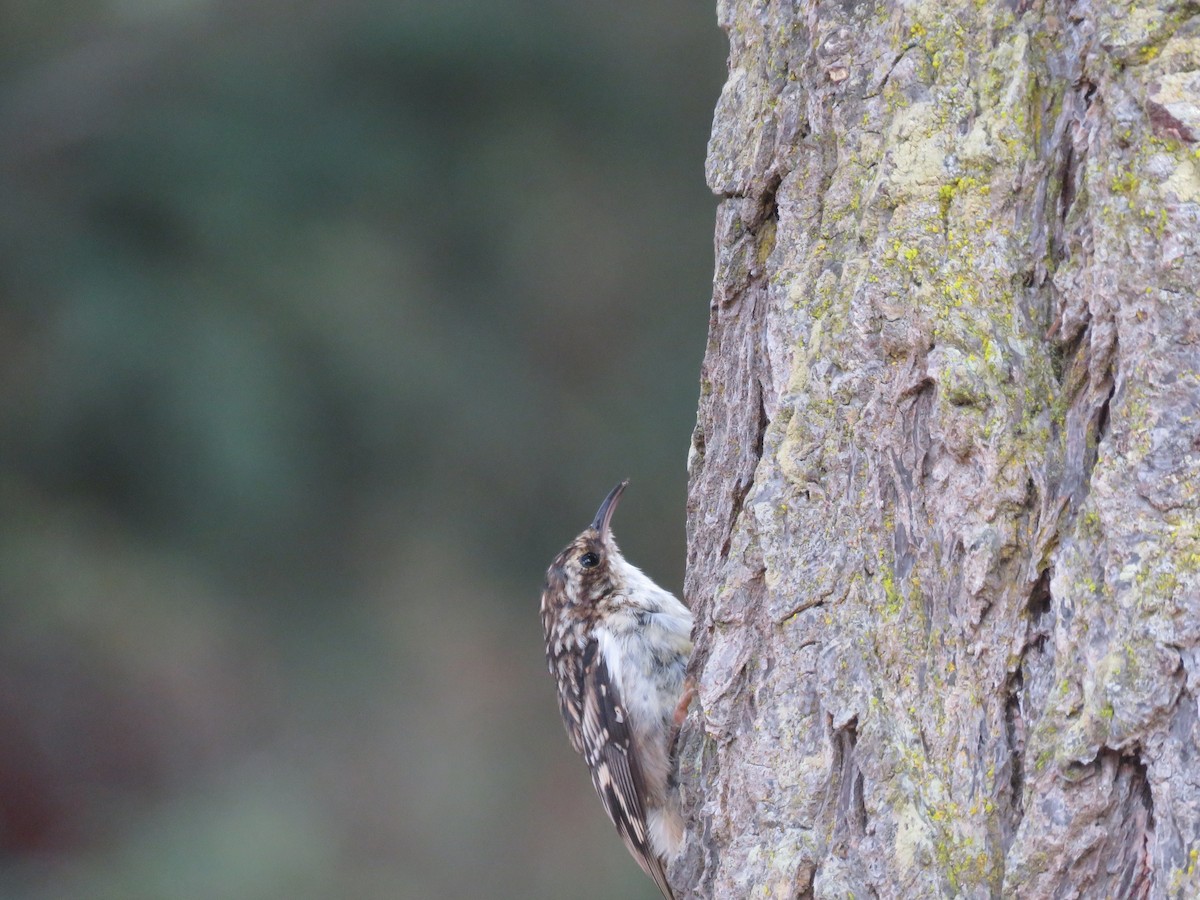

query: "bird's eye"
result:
(580, 552), (600, 569)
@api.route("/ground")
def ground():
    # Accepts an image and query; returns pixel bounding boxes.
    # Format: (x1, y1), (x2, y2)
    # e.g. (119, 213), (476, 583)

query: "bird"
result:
(540, 480), (695, 899)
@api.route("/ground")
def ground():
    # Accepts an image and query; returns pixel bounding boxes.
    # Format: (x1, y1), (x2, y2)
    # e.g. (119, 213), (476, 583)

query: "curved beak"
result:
(590, 480), (629, 538)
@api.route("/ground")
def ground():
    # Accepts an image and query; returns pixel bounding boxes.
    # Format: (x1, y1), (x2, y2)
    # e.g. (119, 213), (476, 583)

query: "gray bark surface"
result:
(677, 0), (1200, 897)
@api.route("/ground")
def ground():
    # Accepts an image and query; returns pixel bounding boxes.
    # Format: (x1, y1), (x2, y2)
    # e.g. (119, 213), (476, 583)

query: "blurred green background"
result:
(0, 1), (724, 898)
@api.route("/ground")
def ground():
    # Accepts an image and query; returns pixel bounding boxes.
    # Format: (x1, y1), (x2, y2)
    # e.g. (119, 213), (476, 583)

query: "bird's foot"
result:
(672, 678), (697, 728)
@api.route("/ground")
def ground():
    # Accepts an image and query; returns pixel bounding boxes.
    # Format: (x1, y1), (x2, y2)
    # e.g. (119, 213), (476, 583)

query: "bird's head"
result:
(543, 480), (630, 613)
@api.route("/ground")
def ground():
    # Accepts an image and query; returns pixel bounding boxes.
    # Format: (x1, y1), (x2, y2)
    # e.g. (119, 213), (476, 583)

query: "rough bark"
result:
(677, 0), (1200, 897)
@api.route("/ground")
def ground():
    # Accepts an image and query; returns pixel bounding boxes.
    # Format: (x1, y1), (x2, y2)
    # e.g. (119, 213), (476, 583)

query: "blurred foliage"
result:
(0, 0), (725, 897)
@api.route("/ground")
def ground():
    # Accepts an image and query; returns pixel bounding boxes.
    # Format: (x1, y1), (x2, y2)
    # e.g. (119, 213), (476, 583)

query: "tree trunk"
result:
(676, 0), (1200, 897)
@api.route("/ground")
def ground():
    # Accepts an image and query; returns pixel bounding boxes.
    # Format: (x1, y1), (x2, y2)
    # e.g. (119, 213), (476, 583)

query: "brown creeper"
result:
(540, 480), (694, 899)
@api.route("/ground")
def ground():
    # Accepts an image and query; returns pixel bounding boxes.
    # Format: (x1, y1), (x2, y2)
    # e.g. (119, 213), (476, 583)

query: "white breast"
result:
(595, 558), (692, 737)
